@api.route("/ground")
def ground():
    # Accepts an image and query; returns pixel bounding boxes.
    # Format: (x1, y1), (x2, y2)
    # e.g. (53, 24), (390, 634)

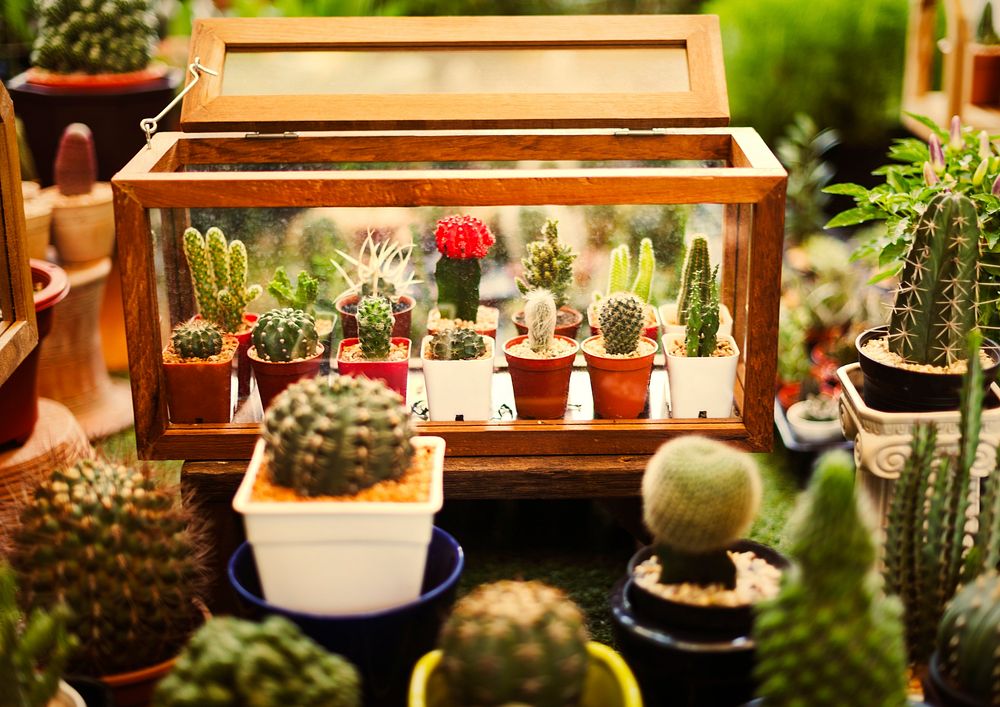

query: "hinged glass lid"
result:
(181, 15), (729, 132)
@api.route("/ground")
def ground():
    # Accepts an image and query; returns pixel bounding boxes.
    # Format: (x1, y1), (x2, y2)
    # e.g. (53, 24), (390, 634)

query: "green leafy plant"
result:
(777, 114), (840, 244)
(515, 218), (577, 309)
(183, 226), (262, 334)
(598, 292), (644, 356)
(356, 294), (394, 360)
(251, 308), (319, 363)
(267, 266), (319, 314)
(428, 328), (486, 361)
(776, 305), (811, 384)
(934, 571), (1000, 704)
(171, 319), (224, 360)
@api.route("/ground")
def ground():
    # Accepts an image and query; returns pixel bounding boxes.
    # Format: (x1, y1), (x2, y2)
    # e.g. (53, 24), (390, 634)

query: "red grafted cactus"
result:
(54, 123), (97, 197)
(434, 215), (495, 322)
(434, 215), (495, 259)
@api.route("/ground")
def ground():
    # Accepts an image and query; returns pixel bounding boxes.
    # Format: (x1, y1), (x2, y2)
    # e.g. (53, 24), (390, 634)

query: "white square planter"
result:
(233, 435), (445, 615)
(659, 302), (732, 338)
(420, 335), (494, 421)
(663, 333), (739, 418)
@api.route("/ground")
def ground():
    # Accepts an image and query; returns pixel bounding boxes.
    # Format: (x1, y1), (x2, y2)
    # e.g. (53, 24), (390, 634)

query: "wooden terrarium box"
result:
(112, 16), (786, 491)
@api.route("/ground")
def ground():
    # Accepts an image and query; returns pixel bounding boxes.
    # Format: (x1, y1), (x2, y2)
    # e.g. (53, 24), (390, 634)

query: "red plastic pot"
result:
(249, 344), (325, 412)
(162, 336), (237, 424)
(336, 295), (414, 340)
(0, 260), (70, 447)
(582, 336), (656, 419)
(337, 337), (411, 401)
(512, 305), (583, 340)
(234, 313), (258, 398)
(503, 334), (579, 419)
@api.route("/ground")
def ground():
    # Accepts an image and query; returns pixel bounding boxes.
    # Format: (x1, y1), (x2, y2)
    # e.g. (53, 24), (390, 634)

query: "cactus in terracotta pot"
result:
(171, 319), (224, 359)
(356, 295), (394, 360)
(599, 292), (645, 355)
(53, 123), (96, 197)
(251, 308), (319, 363)
(183, 226), (262, 334)
(525, 288), (557, 355)
(934, 571), (1000, 704)
(429, 328), (486, 361)
(516, 219), (577, 308)
(434, 215), (495, 322)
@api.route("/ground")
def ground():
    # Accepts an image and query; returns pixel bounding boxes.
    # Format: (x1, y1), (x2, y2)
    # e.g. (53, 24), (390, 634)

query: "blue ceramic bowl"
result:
(228, 527), (464, 707)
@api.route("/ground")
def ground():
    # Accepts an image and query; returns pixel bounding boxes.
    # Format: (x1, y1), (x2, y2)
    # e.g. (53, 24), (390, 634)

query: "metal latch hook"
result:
(139, 57), (219, 149)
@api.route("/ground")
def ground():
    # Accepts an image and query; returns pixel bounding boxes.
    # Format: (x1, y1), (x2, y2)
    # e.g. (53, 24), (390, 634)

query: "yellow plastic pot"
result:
(408, 641), (642, 707)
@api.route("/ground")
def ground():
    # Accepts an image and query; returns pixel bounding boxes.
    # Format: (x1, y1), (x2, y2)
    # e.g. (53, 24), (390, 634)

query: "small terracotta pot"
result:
(582, 336), (657, 419)
(504, 334), (579, 419)
(249, 344), (325, 411)
(336, 294), (414, 340)
(588, 301), (660, 344)
(337, 337), (411, 400)
(99, 656), (175, 707)
(512, 305), (583, 340)
(162, 336), (237, 424)
(233, 313), (258, 398)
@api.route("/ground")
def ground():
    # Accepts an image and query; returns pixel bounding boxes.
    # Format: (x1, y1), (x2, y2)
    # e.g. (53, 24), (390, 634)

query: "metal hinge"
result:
(613, 128), (670, 137)
(244, 132), (300, 139)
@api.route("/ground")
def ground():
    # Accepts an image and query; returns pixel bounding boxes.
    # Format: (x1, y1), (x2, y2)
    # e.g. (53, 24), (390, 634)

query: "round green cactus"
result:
(356, 295), (394, 360)
(262, 375), (414, 497)
(153, 616), (361, 707)
(439, 580), (590, 707)
(524, 288), (556, 354)
(935, 571), (1000, 704)
(11, 459), (205, 677)
(429, 328), (486, 361)
(642, 436), (761, 588)
(171, 319), (224, 359)
(251, 308), (319, 363)
(599, 292), (644, 355)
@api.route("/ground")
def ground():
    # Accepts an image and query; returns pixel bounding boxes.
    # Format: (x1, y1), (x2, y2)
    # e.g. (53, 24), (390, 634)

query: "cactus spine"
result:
(183, 227), (262, 334)
(642, 436), (761, 588)
(525, 289), (557, 355)
(429, 328), (486, 361)
(153, 616), (361, 707)
(54, 123), (97, 197)
(888, 191), (980, 367)
(267, 266), (319, 314)
(171, 319), (224, 359)
(356, 295), (394, 360)
(262, 376), (414, 497)
(935, 571), (1000, 704)
(439, 580), (590, 707)
(515, 219), (577, 308)
(677, 236), (710, 325)
(753, 451), (908, 707)
(599, 292), (645, 355)
(684, 266), (721, 357)
(251, 308), (319, 363)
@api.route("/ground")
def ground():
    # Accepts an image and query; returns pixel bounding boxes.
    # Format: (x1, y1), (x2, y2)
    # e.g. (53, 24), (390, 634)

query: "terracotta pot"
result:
(99, 655), (175, 707)
(163, 336), (237, 424)
(337, 337), (411, 400)
(588, 301), (660, 344)
(336, 294), (414, 340)
(582, 336), (656, 419)
(503, 334), (579, 419)
(249, 344), (325, 411)
(512, 305), (583, 339)
(233, 313), (258, 398)
(43, 182), (115, 264)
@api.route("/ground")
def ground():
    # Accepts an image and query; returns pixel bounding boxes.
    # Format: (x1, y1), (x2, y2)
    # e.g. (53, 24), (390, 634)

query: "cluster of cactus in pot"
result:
(428, 327), (486, 361)
(438, 580), (590, 707)
(516, 218), (577, 309)
(525, 288), (558, 355)
(171, 319), (224, 360)
(601, 237), (655, 304)
(251, 308), (319, 363)
(933, 571), (1000, 704)
(433, 215), (496, 322)
(153, 616), (361, 707)
(598, 292), (645, 356)
(356, 295), (395, 360)
(753, 451), (909, 706)
(682, 263), (721, 357)
(183, 226), (262, 334)
(10, 459), (206, 677)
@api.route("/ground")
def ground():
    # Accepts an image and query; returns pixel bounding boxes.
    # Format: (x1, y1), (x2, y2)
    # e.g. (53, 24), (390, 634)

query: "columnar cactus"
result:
(53, 123), (96, 197)
(262, 376), (414, 497)
(599, 292), (644, 355)
(32, 0), (157, 74)
(251, 308), (319, 363)
(429, 328), (486, 361)
(604, 238), (656, 303)
(267, 266), (319, 314)
(525, 288), (557, 355)
(183, 226), (262, 334)
(684, 266), (721, 357)
(515, 219), (577, 308)
(439, 580), (590, 707)
(888, 191), (980, 367)
(171, 319), (224, 359)
(434, 215), (495, 322)
(153, 616), (361, 707)
(356, 295), (394, 360)
(642, 436), (761, 588)
(935, 571), (1000, 704)
(677, 236), (710, 325)
(11, 460), (206, 676)
(753, 451), (908, 706)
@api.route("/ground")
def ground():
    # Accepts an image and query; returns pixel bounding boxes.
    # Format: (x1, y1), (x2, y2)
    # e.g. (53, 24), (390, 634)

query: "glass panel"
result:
(222, 47), (690, 96)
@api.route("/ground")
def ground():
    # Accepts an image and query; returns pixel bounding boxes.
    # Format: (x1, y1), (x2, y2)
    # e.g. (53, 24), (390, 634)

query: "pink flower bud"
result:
(974, 158), (989, 186)
(929, 134), (946, 173)
(992, 173), (1000, 196)
(924, 161), (939, 186)
(949, 115), (964, 151)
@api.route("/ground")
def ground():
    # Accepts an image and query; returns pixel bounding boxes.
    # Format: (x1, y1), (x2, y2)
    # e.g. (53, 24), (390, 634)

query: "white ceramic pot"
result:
(659, 302), (733, 338)
(49, 680), (86, 707)
(234, 436), (445, 615)
(663, 333), (739, 418)
(785, 400), (844, 444)
(44, 182), (115, 264)
(420, 335), (494, 421)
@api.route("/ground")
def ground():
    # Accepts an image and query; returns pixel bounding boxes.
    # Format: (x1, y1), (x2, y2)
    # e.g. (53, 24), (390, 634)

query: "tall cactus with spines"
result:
(439, 580), (590, 707)
(677, 236), (710, 325)
(171, 319), (224, 359)
(525, 288), (557, 355)
(601, 238), (657, 304)
(429, 328), (486, 361)
(934, 571), (1000, 704)
(599, 292), (645, 355)
(607, 244), (631, 295)
(54, 123), (97, 197)
(630, 237), (655, 304)
(684, 266), (721, 357)
(0, 562), (75, 707)
(153, 616), (361, 707)
(262, 376), (414, 497)
(267, 266), (319, 314)
(356, 295), (394, 360)
(251, 308), (319, 363)
(753, 451), (908, 707)
(515, 219), (577, 308)
(11, 459), (206, 676)
(642, 436), (761, 588)
(182, 226), (262, 334)
(888, 191), (980, 367)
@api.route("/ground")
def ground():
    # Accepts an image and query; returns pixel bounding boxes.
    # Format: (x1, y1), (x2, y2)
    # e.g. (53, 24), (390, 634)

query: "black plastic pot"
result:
(856, 326), (1000, 412)
(923, 652), (987, 707)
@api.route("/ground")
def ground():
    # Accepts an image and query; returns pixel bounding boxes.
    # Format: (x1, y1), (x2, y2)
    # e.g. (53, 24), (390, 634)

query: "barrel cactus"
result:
(439, 580), (590, 707)
(525, 288), (557, 355)
(515, 219), (577, 308)
(10, 459), (205, 676)
(599, 292), (644, 355)
(429, 328), (486, 361)
(171, 319), (224, 359)
(677, 236), (710, 325)
(684, 265), (721, 357)
(356, 295), (394, 360)
(183, 227), (262, 334)
(153, 616), (361, 707)
(53, 123), (96, 197)
(642, 436), (761, 588)
(251, 308), (319, 363)
(935, 571), (1000, 704)
(434, 215), (495, 322)
(262, 375), (414, 497)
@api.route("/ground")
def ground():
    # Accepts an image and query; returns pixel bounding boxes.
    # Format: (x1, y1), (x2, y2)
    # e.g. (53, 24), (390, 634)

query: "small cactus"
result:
(439, 580), (590, 707)
(677, 236), (710, 325)
(153, 616), (361, 707)
(434, 215), (495, 322)
(183, 227), (262, 334)
(53, 123), (97, 197)
(171, 319), (223, 359)
(251, 308), (319, 363)
(262, 376), (414, 497)
(603, 238), (656, 303)
(515, 219), (577, 308)
(356, 295), (394, 360)
(684, 265), (721, 357)
(429, 328), (486, 361)
(525, 288), (556, 354)
(935, 571), (1000, 704)
(267, 266), (319, 314)
(642, 436), (761, 588)
(599, 292), (644, 355)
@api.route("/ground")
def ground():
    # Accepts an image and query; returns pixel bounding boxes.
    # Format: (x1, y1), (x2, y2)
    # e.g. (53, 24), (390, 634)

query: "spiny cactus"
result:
(53, 123), (96, 197)
(183, 226), (262, 334)
(753, 451), (908, 707)
(356, 295), (394, 360)
(32, 0), (157, 74)
(888, 191), (980, 367)
(153, 616), (361, 707)
(677, 236), (710, 325)
(525, 288), (557, 355)
(0, 562), (75, 707)
(599, 292), (644, 355)
(251, 308), (319, 363)
(434, 215), (495, 322)
(935, 571), (1000, 704)
(330, 231), (421, 304)
(262, 376), (414, 497)
(641, 436), (761, 588)
(429, 328), (486, 361)
(267, 266), (319, 314)
(439, 580), (590, 707)
(171, 319), (223, 360)
(11, 459), (206, 676)
(515, 219), (577, 308)
(603, 238), (656, 303)
(684, 266), (721, 357)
